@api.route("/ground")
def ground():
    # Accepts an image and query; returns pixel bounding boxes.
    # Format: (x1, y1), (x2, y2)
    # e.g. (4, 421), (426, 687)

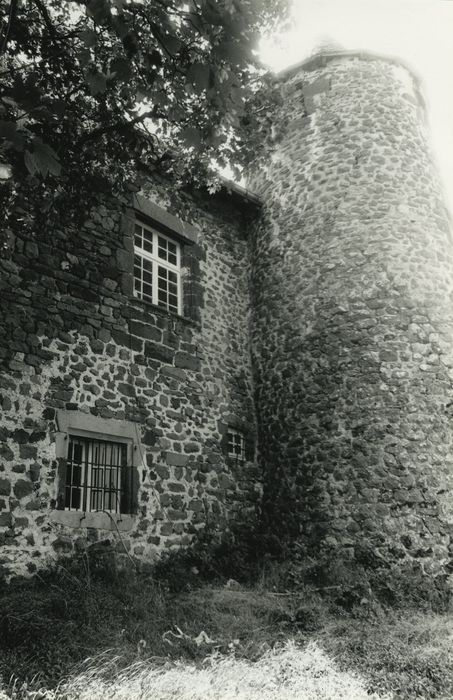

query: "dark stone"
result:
(69, 285), (99, 303)
(118, 382), (136, 398)
(0, 512), (12, 527)
(0, 478), (11, 496)
(175, 352), (201, 371)
(165, 452), (189, 467)
(0, 444), (14, 461)
(12, 429), (29, 444)
(144, 342), (175, 364)
(29, 464), (41, 482)
(112, 329), (143, 352)
(25, 498), (42, 510)
(14, 517), (29, 528)
(183, 442), (200, 453)
(13, 479), (33, 499)
(19, 444), (38, 460)
(167, 509), (187, 521)
(129, 321), (162, 342)
(12, 464), (26, 473)
(167, 482), (185, 492)
(142, 430), (158, 446)
(29, 431), (46, 443)
(155, 465), (170, 479)
(90, 339), (104, 353)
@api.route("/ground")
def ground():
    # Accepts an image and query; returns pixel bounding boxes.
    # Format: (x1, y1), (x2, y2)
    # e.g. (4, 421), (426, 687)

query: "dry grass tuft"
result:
(37, 641), (390, 700)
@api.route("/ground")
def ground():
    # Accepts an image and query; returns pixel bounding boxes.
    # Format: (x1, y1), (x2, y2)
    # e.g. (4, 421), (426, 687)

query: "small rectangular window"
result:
(227, 429), (246, 464)
(65, 435), (133, 514)
(133, 220), (182, 314)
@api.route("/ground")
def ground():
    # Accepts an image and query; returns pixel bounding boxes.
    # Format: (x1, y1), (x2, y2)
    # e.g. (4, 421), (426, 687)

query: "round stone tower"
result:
(248, 50), (453, 582)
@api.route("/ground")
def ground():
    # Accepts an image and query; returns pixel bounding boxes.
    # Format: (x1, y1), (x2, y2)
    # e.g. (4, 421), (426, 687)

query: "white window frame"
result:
(133, 219), (183, 315)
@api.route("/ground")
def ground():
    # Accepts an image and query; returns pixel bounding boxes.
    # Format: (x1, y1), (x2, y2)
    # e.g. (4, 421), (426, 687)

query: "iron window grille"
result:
(227, 429), (246, 464)
(65, 434), (134, 514)
(133, 220), (182, 315)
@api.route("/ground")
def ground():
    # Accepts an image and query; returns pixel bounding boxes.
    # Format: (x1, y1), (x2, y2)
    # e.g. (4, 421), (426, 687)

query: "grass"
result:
(0, 558), (452, 699)
(23, 641), (392, 700)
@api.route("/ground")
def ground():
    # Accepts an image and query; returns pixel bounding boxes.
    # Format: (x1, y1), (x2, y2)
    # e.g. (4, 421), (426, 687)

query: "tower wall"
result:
(249, 53), (453, 579)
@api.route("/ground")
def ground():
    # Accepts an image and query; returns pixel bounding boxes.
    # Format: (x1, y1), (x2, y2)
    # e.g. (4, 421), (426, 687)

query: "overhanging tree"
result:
(0, 0), (288, 241)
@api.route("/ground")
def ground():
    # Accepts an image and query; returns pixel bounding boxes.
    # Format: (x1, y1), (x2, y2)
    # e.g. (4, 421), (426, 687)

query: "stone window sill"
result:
(50, 510), (134, 532)
(130, 296), (201, 329)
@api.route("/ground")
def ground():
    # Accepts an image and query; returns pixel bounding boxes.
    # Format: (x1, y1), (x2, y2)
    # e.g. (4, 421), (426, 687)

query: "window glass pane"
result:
(168, 242), (177, 265)
(142, 284), (152, 302)
(134, 224), (142, 249)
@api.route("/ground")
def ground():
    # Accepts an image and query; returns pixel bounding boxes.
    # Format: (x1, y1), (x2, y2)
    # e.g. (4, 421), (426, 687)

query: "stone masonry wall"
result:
(248, 53), (453, 581)
(0, 179), (257, 579)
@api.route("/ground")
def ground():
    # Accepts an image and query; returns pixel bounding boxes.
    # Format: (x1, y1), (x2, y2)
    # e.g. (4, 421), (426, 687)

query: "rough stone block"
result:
(175, 352), (201, 371)
(13, 479), (33, 499)
(166, 452), (189, 467)
(130, 321), (162, 343)
(144, 342), (175, 364)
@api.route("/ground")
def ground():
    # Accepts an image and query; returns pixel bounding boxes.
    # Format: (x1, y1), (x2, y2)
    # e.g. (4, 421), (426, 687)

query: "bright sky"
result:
(259, 0), (453, 213)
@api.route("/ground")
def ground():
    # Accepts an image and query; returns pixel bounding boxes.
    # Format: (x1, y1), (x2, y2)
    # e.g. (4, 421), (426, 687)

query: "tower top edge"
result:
(276, 49), (422, 88)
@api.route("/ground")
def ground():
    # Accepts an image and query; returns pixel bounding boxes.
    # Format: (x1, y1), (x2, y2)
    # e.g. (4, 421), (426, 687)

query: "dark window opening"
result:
(227, 429), (246, 464)
(65, 435), (133, 514)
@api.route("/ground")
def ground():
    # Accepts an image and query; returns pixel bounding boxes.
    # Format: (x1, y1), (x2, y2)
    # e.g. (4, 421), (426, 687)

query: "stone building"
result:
(1, 49), (453, 584)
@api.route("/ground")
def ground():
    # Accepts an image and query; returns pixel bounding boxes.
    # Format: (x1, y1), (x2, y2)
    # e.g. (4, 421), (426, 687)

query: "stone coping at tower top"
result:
(276, 49), (425, 106)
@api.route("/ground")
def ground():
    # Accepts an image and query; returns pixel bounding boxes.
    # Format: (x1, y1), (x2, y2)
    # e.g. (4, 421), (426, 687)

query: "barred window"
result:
(133, 220), (182, 314)
(65, 435), (134, 514)
(227, 429), (246, 464)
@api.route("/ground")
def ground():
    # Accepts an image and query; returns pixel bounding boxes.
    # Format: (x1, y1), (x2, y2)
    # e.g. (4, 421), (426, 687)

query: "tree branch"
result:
(32, 0), (60, 43)
(0, 0), (18, 55)
(76, 107), (163, 145)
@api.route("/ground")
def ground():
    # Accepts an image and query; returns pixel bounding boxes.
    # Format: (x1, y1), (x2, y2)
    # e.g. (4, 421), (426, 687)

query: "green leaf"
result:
(186, 63), (211, 93)
(0, 120), (26, 150)
(80, 28), (97, 48)
(77, 48), (92, 68)
(201, 0), (224, 26)
(180, 126), (201, 148)
(214, 39), (251, 64)
(109, 57), (132, 82)
(163, 36), (181, 56)
(24, 140), (61, 178)
(86, 0), (111, 25)
(85, 71), (108, 95)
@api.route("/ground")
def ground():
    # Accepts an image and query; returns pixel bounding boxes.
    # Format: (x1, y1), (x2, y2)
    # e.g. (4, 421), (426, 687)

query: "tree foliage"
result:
(0, 0), (288, 239)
